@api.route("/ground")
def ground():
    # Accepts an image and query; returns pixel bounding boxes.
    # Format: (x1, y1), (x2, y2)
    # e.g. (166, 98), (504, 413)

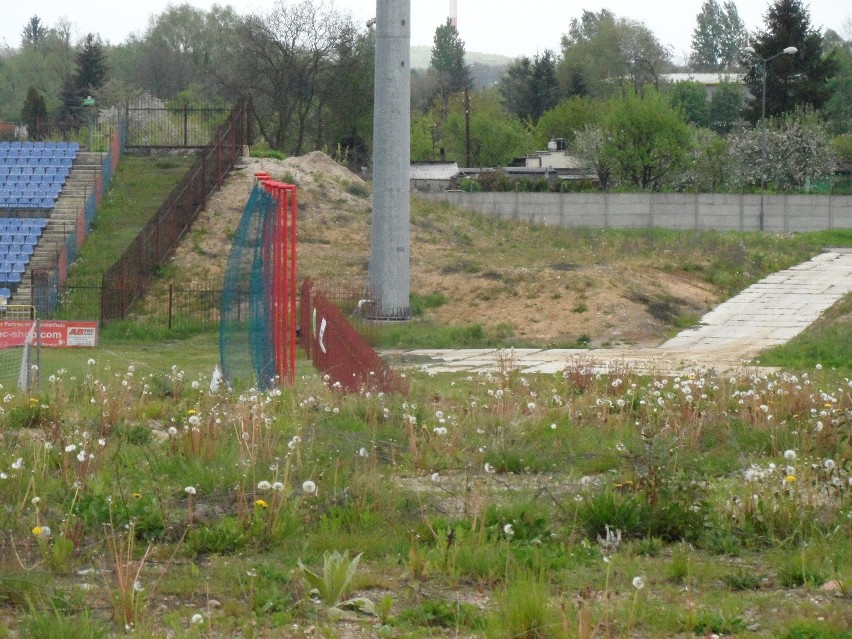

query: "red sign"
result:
(0, 321), (99, 348)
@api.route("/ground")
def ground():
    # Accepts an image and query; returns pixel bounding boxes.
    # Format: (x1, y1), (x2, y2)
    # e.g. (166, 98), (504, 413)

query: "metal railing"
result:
(100, 100), (251, 323)
(125, 101), (232, 149)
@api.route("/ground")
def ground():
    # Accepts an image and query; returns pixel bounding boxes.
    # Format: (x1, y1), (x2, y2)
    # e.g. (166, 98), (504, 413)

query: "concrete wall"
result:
(419, 192), (852, 232)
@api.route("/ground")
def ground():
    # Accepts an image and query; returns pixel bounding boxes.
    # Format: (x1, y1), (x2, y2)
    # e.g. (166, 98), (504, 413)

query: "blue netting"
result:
(220, 184), (278, 389)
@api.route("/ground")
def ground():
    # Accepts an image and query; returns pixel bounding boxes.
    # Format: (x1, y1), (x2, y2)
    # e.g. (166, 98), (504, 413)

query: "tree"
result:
(442, 90), (527, 167)
(76, 33), (109, 95)
(728, 107), (837, 191)
(689, 1), (747, 71)
(600, 89), (692, 190)
(708, 78), (744, 133)
(498, 50), (559, 123)
(59, 33), (109, 129)
(214, 0), (354, 154)
(430, 19), (470, 97)
(316, 25), (374, 167)
(821, 31), (851, 134)
(534, 96), (602, 149)
(558, 9), (671, 99)
(668, 81), (709, 127)
(742, 0), (837, 122)
(20, 86), (47, 140)
(21, 16), (49, 50)
(574, 125), (610, 189)
(673, 127), (731, 191)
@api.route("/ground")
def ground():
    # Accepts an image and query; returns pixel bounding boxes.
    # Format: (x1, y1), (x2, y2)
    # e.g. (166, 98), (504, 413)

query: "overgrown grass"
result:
(1, 343), (848, 636)
(758, 292), (852, 371)
(64, 154), (194, 282)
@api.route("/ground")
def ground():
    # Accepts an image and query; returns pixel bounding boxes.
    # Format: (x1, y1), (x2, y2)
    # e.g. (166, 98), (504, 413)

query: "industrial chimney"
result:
(450, 0), (457, 27)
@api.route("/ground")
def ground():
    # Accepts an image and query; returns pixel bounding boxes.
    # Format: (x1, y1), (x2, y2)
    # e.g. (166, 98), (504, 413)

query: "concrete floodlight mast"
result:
(369, 0), (411, 319)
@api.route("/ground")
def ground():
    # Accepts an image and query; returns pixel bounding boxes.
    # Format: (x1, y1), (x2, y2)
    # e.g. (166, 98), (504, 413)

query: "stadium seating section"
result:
(0, 141), (76, 296)
(0, 141), (78, 209)
(0, 217), (46, 290)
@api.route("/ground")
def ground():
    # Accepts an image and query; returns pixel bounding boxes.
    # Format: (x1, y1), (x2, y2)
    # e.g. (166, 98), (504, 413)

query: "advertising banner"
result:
(0, 321), (99, 348)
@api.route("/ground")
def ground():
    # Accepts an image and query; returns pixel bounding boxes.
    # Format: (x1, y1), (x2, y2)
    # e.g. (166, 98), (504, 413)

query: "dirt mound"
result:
(153, 151), (719, 346)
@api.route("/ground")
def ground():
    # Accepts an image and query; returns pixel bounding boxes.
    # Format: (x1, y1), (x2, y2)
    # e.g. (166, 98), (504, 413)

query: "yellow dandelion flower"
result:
(29, 398), (38, 405)
(188, 409), (196, 415)
(132, 492), (142, 500)
(254, 499), (268, 509)
(32, 526), (42, 537)
(785, 475), (796, 483)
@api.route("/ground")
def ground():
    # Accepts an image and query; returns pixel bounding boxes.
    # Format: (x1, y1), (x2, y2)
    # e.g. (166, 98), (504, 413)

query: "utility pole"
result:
(369, 0), (411, 318)
(464, 86), (471, 167)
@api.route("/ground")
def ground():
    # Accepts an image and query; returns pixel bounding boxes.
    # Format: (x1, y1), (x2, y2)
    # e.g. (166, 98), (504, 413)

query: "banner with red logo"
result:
(0, 321), (99, 348)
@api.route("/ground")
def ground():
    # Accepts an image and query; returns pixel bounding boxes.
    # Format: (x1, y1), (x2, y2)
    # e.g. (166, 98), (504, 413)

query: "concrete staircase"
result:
(12, 152), (103, 305)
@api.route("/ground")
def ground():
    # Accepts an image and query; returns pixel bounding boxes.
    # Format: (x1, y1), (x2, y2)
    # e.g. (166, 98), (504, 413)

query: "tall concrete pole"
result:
(370, 0), (411, 319)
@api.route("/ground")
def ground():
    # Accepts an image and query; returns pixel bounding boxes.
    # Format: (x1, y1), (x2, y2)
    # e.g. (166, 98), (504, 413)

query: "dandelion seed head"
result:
(302, 480), (316, 494)
(632, 576), (645, 589)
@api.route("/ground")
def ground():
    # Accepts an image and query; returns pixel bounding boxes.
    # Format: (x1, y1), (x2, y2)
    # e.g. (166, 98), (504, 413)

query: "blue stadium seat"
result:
(0, 287), (10, 299)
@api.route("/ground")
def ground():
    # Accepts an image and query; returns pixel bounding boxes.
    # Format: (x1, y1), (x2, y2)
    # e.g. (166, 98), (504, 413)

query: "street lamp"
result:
(743, 45), (797, 231)
(82, 95), (96, 151)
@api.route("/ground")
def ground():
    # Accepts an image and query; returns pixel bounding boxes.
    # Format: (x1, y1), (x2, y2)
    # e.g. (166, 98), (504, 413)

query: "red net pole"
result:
(287, 186), (298, 385)
(254, 174), (298, 387)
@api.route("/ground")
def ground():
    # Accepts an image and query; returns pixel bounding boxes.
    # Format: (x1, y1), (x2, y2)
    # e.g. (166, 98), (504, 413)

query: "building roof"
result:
(663, 72), (744, 85)
(410, 161), (461, 181)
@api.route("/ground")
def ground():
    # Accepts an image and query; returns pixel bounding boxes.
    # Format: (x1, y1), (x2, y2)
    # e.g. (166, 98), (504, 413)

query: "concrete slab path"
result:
(388, 250), (852, 375)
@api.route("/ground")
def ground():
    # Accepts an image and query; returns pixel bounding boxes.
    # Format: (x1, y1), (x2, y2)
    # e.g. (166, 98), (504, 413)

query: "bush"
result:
(579, 490), (646, 540)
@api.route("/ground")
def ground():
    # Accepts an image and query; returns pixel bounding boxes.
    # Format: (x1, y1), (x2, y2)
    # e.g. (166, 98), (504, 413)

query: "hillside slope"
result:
(149, 151), (729, 348)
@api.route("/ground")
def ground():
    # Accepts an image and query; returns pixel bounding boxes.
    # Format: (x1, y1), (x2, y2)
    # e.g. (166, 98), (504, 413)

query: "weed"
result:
(19, 605), (108, 639)
(579, 490), (646, 540)
(631, 536), (664, 557)
(298, 550), (364, 609)
(396, 599), (484, 629)
(487, 576), (563, 639)
(778, 563), (826, 588)
(410, 291), (448, 317)
(691, 610), (747, 635)
(344, 181), (369, 198)
(779, 622), (852, 639)
(186, 516), (248, 556)
(721, 569), (762, 591)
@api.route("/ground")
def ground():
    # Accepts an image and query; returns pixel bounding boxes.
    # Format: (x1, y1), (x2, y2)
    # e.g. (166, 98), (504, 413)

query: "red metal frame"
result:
(254, 173), (298, 386)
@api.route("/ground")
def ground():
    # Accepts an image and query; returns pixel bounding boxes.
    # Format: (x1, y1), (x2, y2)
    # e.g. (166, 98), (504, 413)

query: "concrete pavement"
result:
(389, 250), (852, 375)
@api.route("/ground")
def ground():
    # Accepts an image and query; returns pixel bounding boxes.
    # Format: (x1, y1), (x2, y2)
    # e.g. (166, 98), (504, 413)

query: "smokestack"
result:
(450, 0), (457, 27)
(369, 0), (411, 319)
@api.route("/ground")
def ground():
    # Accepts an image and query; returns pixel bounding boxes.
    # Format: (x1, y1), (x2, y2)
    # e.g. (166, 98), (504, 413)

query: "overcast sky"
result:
(1, 0), (849, 62)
